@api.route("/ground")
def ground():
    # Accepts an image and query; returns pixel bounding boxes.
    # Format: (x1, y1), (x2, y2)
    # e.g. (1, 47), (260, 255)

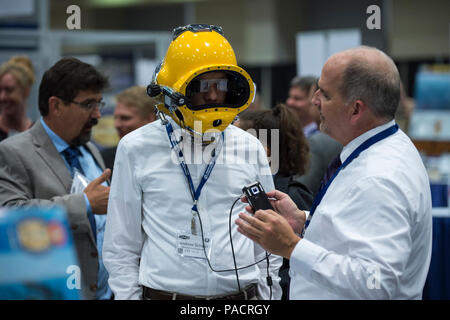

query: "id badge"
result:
(176, 230), (212, 260)
(70, 169), (90, 194)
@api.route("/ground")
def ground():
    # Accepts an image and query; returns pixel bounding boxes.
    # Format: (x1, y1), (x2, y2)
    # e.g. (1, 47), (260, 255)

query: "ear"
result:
(348, 99), (366, 125)
(48, 96), (64, 117)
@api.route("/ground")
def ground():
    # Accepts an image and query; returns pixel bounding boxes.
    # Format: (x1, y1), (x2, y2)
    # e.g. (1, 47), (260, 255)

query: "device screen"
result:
(242, 182), (274, 212)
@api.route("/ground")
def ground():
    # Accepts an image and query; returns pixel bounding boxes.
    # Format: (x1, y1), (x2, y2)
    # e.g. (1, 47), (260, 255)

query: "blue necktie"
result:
(318, 155), (342, 193)
(62, 147), (85, 176)
(62, 146), (97, 241)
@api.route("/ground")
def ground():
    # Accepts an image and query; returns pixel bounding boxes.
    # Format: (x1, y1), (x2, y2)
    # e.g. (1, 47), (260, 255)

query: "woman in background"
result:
(235, 103), (313, 300)
(0, 56), (35, 141)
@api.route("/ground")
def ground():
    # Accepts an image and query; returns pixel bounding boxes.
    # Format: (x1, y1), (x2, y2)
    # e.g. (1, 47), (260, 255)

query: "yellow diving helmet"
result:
(147, 24), (255, 135)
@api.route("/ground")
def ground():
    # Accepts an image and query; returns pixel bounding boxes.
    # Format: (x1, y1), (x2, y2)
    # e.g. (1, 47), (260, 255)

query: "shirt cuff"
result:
(83, 193), (93, 215)
(304, 210), (310, 221)
(289, 238), (326, 278)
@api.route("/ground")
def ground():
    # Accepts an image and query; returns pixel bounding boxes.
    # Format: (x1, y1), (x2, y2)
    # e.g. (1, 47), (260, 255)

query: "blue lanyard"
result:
(165, 123), (224, 213)
(302, 124), (399, 236)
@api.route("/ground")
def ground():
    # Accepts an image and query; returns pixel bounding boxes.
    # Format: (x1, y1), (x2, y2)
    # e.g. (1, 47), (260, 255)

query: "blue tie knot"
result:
(63, 146), (82, 160)
(62, 146), (84, 176)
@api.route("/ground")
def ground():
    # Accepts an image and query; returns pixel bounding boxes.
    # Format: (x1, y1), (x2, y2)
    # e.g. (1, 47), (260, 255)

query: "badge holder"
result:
(176, 230), (212, 260)
(70, 169), (90, 194)
(176, 207), (212, 260)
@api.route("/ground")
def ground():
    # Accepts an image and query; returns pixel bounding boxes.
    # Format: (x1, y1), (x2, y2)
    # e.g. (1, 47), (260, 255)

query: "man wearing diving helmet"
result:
(103, 24), (282, 300)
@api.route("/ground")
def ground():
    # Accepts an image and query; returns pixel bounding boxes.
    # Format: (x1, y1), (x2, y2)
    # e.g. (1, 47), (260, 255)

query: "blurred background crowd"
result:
(0, 0), (449, 300)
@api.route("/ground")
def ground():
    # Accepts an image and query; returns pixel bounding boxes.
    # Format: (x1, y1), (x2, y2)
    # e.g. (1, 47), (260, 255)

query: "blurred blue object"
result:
(408, 110), (450, 141)
(430, 183), (449, 207)
(415, 67), (450, 110)
(0, 206), (80, 300)
(423, 216), (450, 300)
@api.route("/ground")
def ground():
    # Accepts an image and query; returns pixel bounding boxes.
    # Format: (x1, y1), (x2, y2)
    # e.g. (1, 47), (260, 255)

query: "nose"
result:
(91, 105), (101, 119)
(114, 117), (124, 132)
(205, 84), (219, 102)
(286, 97), (293, 107)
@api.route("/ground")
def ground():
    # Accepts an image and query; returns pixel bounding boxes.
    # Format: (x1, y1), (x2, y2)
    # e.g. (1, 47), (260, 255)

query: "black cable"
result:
(266, 252), (273, 300)
(229, 197), (241, 291)
(196, 196), (273, 299)
(197, 197), (270, 272)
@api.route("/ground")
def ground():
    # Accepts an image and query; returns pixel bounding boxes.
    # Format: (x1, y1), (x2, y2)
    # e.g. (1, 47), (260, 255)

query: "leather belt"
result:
(143, 284), (257, 300)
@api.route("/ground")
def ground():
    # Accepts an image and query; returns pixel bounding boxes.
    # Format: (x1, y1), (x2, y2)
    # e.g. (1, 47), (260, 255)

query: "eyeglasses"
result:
(172, 24), (223, 40)
(199, 79), (228, 93)
(57, 96), (106, 112)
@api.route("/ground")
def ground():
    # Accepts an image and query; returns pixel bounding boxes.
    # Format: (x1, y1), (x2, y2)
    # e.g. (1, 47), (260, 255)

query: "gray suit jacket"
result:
(0, 120), (105, 300)
(296, 131), (343, 196)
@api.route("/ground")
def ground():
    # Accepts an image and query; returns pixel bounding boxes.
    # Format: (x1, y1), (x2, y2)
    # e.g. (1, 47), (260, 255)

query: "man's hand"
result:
(265, 190), (307, 234)
(84, 169), (111, 214)
(235, 209), (300, 259)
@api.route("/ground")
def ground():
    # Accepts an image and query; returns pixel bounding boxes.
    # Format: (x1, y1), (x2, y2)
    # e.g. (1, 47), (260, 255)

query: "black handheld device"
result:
(242, 182), (274, 213)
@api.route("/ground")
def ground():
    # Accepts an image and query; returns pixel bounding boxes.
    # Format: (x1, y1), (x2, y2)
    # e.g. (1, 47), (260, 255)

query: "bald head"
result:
(327, 46), (401, 120)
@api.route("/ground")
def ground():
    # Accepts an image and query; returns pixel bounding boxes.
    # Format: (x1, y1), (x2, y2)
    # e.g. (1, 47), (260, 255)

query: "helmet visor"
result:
(185, 71), (250, 111)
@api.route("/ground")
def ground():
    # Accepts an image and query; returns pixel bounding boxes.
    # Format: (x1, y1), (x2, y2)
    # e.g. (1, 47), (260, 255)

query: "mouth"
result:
(0, 101), (14, 110)
(83, 124), (95, 134)
(83, 119), (98, 132)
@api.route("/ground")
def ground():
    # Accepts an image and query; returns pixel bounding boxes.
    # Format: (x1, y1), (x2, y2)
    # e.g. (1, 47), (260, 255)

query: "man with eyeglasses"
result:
(0, 57), (112, 300)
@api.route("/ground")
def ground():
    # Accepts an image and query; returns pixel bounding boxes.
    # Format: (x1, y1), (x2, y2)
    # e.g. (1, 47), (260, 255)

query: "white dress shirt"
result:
(290, 120), (432, 299)
(103, 119), (282, 300)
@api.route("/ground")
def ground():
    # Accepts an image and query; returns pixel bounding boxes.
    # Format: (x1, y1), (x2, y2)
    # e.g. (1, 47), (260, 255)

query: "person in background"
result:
(246, 92), (265, 111)
(394, 82), (415, 135)
(286, 76), (342, 196)
(0, 56), (35, 141)
(101, 86), (157, 172)
(286, 76), (320, 138)
(0, 57), (112, 300)
(235, 104), (313, 300)
(236, 46), (432, 299)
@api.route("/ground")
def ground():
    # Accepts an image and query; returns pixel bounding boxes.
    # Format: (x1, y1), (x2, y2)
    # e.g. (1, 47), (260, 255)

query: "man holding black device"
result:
(103, 24), (281, 300)
(236, 46), (432, 300)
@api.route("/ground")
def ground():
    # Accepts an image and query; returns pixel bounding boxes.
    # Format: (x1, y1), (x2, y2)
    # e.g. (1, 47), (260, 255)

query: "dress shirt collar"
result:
(40, 117), (69, 153)
(166, 116), (223, 151)
(340, 119), (396, 164)
(303, 122), (319, 138)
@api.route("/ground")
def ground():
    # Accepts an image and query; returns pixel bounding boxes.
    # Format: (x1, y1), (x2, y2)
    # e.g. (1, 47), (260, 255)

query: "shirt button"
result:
(90, 284), (97, 292)
(71, 224), (78, 230)
(91, 252), (98, 258)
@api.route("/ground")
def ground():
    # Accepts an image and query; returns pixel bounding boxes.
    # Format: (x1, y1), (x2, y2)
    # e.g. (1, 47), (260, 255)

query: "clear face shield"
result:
(185, 71), (251, 111)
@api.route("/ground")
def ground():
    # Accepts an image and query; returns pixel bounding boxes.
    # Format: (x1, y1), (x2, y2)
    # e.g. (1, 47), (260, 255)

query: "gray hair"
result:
(339, 47), (401, 120)
(290, 75), (318, 93)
